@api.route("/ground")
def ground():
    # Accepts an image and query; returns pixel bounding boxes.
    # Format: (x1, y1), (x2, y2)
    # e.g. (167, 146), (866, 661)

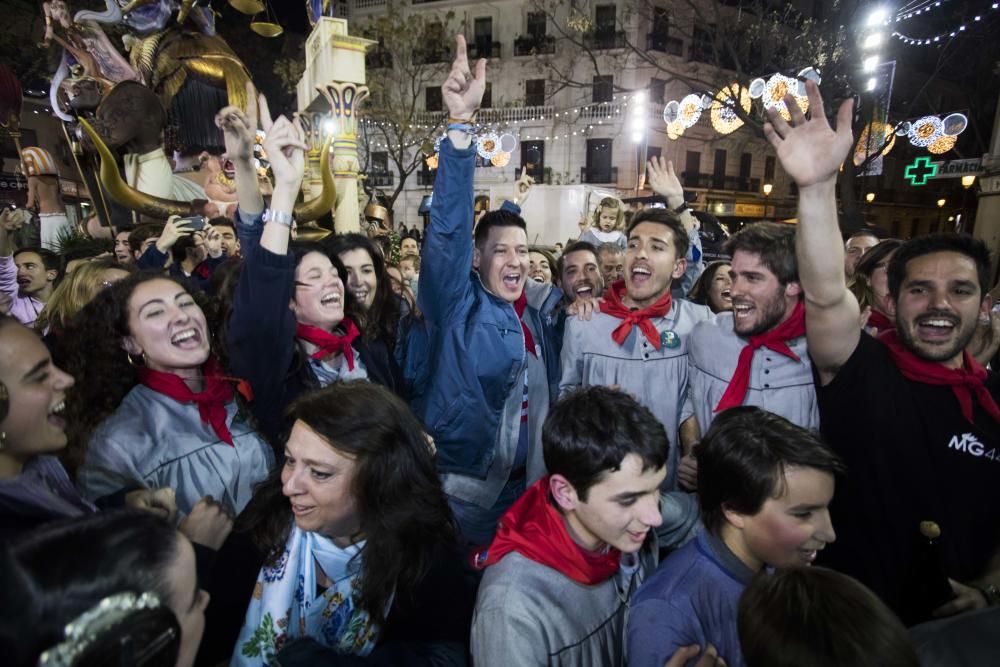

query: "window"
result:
(592, 75), (613, 103)
(525, 79), (546, 107)
(371, 151), (389, 173)
(520, 140), (545, 179)
(527, 11), (546, 38)
(690, 25), (714, 62)
(584, 138), (614, 183)
(764, 155), (776, 181)
(646, 146), (662, 162)
(684, 150), (701, 188)
(474, 17), (493, 56)
(595, 5), (616, 33)
(482, 82), (493, 109)
(739, 153), (752, 180)
(649, 78), (666, 104)
(713, 149), (727, 189)
(653, 7), (669, 35)
(425, 86), (442, 112)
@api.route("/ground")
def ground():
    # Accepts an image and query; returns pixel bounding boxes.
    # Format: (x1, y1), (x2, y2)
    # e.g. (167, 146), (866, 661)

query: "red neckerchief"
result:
(514, 291), (537, 358)
(138, 356), (235, 446)
(472, 477), (621, 585)
(879, 329), (1000, 424)
(295, 319), (360, 371)
(867, 309), (894, 334)
(601, 280), (673, 350)
(715, 300), (807, 413)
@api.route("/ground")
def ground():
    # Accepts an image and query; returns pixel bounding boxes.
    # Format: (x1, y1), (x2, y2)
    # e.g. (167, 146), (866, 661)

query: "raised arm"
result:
(417, 35), (486, 324)
(764, 81), (858, 385)
(216, 82), (265, 217)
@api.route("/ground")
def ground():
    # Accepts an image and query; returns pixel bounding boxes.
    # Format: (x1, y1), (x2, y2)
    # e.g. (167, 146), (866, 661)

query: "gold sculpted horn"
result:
(293, 134), (337, 222)
(77, 117), (194, 219)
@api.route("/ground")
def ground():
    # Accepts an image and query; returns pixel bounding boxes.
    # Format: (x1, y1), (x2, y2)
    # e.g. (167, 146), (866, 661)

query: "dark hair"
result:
(847, 227), (883, 243)
(697, 407), (845, 534)
(61, 272), (212, 473)
(207, 216), (236, 233)
(543, 386), (668, 501)
(323, 233), (400, 345)
(887, 233), (992, 300)
(171, 233), (198, 262)
(626, 208), (690, 259)
(529, 246), (558, 283)
(239, 382), (455, 624)
(0, 510), (183, 667)
(128, 224), (165, 254)
(559, 240), (599, 268)
(473, 209), (527, 249)
(14, 246), (60, 274)
(688, 260), (731, 311)
(724, 222), (798, 285)
(597, 241), (624, 258)
(851, 239), (903, 312)
(738, 567), (919, 667)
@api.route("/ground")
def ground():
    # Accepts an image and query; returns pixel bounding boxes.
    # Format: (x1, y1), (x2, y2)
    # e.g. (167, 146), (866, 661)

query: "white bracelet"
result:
(262, 208), (294, 227)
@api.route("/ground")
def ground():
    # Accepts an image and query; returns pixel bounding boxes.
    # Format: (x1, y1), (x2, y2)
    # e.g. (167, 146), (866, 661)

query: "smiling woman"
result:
(63, 272), (273, 517)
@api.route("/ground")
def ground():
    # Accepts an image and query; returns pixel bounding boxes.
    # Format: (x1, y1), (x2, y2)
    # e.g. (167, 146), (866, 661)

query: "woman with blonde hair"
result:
(35, 259), (131, 337)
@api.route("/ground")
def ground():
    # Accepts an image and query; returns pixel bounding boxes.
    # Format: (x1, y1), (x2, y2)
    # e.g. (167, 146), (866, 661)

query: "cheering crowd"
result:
(0, 35), (998, 667)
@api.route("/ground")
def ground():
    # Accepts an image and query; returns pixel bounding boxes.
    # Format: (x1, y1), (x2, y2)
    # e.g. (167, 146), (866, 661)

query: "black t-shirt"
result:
(816, 332), (1000, 624)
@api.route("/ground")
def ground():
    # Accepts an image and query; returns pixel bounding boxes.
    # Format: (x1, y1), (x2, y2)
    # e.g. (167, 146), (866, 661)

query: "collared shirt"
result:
(0, 254), (44, 328)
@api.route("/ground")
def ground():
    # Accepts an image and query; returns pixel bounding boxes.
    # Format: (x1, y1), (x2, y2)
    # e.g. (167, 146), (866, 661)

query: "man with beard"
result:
(769, 80), (1000, 624)
(559, 241), (604, 305)
(679, 222), (816, 490)
(560, 199), (711, 490)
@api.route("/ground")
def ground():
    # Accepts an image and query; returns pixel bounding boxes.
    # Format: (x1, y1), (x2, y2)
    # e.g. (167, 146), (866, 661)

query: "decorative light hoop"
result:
(498, 133), (517, 153)
(895, 121), (912, 137)
(762, 74), (795, 110)
(425, 153), (439, 169)
(941, 113), (968, 137)
(927, 135), (956, 155)
(907, 116), (943, 147)
(678, 94), (703, 129)
(748, 78), (766, 99)
(477, 132), (500, 160)
(662, 100), (680, 125)
(491, 151), (511, 167)
(710, 85), (750, 135)
(853, 121), (896, 166)
(666, 120), (685, 140)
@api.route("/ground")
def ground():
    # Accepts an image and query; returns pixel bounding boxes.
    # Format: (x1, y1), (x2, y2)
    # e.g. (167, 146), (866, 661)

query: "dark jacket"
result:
(227, 222), (403, 446)
(137, 245), (227, 293)
(406, 139), (560, 479)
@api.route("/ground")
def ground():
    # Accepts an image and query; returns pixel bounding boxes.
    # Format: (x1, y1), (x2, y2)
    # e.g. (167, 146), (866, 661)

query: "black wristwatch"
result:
(673, 201), (690, 215)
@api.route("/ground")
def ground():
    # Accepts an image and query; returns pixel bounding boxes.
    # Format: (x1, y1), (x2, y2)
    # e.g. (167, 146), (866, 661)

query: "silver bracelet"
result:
(262, 208), (294, 227)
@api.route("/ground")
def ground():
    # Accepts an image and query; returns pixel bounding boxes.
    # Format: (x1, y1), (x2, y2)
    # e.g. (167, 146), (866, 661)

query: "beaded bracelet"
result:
(447, 122), (475, 135)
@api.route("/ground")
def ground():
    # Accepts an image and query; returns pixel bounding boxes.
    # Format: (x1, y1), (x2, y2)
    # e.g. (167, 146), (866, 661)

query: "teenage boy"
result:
(472, 386), (669, 666)
(628, 406), (843, 667)
(772, 80), (1000, 624)
(0, 210), (59, 328)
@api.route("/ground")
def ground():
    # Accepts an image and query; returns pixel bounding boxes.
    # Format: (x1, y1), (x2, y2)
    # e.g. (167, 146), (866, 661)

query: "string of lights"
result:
(890, 2), (998, 44)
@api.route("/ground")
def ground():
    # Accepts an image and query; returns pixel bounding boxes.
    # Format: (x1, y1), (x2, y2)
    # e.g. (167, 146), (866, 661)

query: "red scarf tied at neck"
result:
(866, 309), (894, 334)
(514, 291), (537, 358)
(295, 319), (361, 370)
(715, 299), (807, 413)
(879, 329), (1000, 425)
(473, 477), (621, 585)
(138, 356), (235, 446)
(601, 280), (673, 350)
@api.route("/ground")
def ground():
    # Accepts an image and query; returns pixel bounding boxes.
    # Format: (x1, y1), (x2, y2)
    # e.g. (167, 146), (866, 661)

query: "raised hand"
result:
(513, 173), (535, 207)
(259, 94), (309, 191)
(214, 81), (259, 164)
(763, 80), (854, 190)
(203, 222), (224, 258)
(646, 156), (684, 206)
(155, 215), (193, 253)
(442, 35), (486, 120)
(179, 495), (234, 551)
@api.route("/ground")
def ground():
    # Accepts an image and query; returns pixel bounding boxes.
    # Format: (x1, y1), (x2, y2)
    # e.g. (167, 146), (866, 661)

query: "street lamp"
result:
(762, 183), (773, 196)
(866, 192), (876, 203)
(962, 175), (976, 189)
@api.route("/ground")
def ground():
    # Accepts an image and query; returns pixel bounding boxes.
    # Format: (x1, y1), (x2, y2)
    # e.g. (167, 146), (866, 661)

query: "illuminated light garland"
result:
(907, 116), (944, 147)
(662, 100), (680, 124)
(425, 153), (439, 169)
(491, 151), (511, 167)
(477, 132), (500, 160)
(678, 94), (703, 129)
(748, 78), (766, 99)
(942, 112), (968, 136)
(498, 133), (518, 153)
(666, 119), (685, 140)
(890, 2), (998, 45)
(710, 85), (751, 135)
(853, 121), (896, 166)
(762, 74), (809, 120)
(927, 134), (957, 154)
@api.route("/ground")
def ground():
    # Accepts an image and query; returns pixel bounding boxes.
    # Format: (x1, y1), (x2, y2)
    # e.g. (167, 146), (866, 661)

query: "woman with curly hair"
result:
(64, 271), (273, 517)
(218, 94), (402, 445)
(232, 382), (474, 666)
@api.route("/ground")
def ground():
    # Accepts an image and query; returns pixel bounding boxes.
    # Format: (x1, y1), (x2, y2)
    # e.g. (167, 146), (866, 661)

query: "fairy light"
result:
(891, 2), (999, 45)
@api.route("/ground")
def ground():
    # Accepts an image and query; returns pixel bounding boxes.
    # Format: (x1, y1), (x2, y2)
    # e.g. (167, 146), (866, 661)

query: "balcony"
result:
(514, 35), (556, 56)
(515, 166), (547, 182)
(412, 105), (554, 127)
(646, 32), (683, 56)
(468, 40), (502, 59)
(418, 170), (436, 186)
(580, 166), (618, 184)
(682, 172), (762, 192)
(583, 30), (626, 51)
(365, 172), (394, 187)
(412, 46), (450, 65)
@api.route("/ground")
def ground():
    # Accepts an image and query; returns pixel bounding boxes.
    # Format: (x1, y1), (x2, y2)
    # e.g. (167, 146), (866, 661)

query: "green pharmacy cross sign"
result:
(904, 156), (939, 186)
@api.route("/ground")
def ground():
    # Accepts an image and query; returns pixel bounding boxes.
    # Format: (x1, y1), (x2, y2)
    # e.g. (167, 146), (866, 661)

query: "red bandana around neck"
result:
(138, 356), (235, 446)
(715, 299), (807, 413)
(295, 319), (360, 371)
(866, 309), (894, 334)
(514, 292), (537, 358)
(473, 477), (621, 585)
(601, 280), (673, 350)
(879, 329), (1000, 425)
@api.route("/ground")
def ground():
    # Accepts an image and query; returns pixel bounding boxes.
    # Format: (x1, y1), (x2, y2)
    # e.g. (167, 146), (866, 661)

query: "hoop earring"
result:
(125, 352), (145, 367)
(0, 432), (6, 450)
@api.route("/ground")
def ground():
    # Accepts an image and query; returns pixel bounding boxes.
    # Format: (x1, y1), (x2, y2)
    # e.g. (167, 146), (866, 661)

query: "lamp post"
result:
(762, 183), (773, 196)
(631, 91), (647, 196)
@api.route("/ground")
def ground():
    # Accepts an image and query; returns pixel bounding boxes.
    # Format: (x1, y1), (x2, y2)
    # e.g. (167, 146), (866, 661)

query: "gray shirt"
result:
(684, 311), (819, 434)
(79, 385), (274, 517)
(560, 299), (712, 489)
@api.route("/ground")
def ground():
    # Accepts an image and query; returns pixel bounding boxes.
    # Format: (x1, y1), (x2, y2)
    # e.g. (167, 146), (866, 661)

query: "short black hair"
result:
(738, 567), (920, 667)
(854, 238), (902, 279)
(128, 224), (164, 253)
(543, 386), (668, 501)
(697, 407), (845, 534)
(887, 232), (991, 300)
(208, 216), (236, 233)
(626, 208), (689, 259)
(13, 247), (60, 273)
(474, 209), (527, 249)
(725, 222), (798, 285)
(558, 240), (599, 275)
